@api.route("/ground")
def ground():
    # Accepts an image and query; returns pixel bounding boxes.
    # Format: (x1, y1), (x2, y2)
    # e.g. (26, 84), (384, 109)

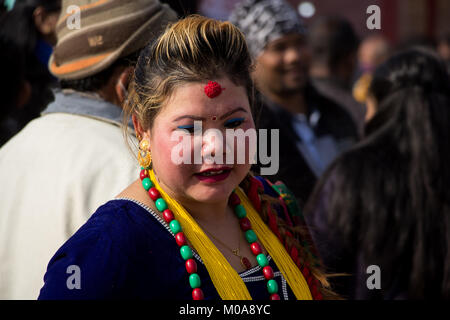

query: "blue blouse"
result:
(38, 198), (296, 300)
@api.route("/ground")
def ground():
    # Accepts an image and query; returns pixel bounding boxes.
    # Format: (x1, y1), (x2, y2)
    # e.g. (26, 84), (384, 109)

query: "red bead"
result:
(262, 266), (274, 280)
(239, 217), (252, 231)
(185, 258), (197, 274)
(270, 293), (281, 300)
(175, 232), (187, 246)
(192, 288), (204, 300)
(250, 242), (262, 255)
(228, 192), (240, 207)
(162, 209), (174, 223)
(148, 187), (161, 202)
(139, 169), (148, 180)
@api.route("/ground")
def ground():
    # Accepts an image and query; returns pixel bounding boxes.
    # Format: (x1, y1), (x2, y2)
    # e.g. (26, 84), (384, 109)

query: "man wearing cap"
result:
(230, 0), (359, 204)
(0, 0), (177, 299)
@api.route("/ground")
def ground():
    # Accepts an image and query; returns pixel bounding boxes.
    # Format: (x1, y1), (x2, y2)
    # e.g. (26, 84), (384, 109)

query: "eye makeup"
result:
(224, 117), (245, 128)
(176, 116), (246, 132)
(177, 124), (195, 130)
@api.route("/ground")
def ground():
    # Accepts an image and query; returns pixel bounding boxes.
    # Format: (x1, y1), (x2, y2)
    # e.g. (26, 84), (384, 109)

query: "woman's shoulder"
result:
(80, 198), (167, 245)
(38, 199), (171, 299)
(46, 198), (169, 267)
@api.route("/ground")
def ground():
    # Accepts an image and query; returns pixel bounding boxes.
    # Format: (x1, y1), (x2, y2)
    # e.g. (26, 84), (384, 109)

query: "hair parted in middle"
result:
(124, 15), (255, 134)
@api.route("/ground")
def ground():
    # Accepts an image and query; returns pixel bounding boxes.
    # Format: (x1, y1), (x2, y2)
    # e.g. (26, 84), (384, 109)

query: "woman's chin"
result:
(188, 183), (234, 203)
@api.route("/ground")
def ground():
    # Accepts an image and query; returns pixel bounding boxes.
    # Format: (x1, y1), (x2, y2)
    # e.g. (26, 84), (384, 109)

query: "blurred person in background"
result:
(357, 34), (391, 75)
(230, 0), (359, 205)
(0, 0), (61, 145)
(305, 48), (450, 299)
(437, 32), (450, 74)
(308, 16), (365, 136)
(353, 34), (391, 123)
(0, 0), (176, 299)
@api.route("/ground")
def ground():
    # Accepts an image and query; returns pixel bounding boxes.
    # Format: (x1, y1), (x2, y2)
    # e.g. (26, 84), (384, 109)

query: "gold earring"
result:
(138, 139), (152, 169)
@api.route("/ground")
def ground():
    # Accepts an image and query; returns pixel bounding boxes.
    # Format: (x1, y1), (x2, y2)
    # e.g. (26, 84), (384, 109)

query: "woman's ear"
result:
(132, 114), (152, 143)
(132, 114), (144, 140)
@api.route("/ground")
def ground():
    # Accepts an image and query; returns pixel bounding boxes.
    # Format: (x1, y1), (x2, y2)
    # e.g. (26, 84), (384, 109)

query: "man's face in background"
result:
(253, 33), (311, 96)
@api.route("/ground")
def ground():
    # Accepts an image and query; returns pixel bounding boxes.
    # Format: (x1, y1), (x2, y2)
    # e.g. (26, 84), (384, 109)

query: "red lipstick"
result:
(195, 167), (232, 183)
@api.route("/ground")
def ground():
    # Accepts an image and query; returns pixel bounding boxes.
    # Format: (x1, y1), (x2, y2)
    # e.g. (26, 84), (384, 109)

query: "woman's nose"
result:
(201, 129), (226, 163)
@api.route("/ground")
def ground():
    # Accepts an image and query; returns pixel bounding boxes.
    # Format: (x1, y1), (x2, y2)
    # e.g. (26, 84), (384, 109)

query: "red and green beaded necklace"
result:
(139, 168), (281, 300)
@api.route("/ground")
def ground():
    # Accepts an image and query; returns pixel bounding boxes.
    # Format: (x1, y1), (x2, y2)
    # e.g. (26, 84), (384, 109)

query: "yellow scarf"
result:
(149, 169), (312, 300)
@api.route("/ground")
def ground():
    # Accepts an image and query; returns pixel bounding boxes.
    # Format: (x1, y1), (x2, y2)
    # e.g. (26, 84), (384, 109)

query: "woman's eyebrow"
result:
(173, 115), (205, 122)
(219, 107), (248, 120)
(173, 107), (248, 122)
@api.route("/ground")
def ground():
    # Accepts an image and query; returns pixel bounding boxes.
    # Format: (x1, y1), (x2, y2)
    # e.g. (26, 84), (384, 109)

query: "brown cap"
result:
(49, 0), (177, 80)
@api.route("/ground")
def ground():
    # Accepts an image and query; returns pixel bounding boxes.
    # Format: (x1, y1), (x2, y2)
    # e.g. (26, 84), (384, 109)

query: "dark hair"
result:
(306, 48), (450, 298)
(366, 47), (449, 134)
(308, 16), (359, 70)
(160, 0), (198, 17)
(0, 36), (26, 115)
(59, 51), (141, 92)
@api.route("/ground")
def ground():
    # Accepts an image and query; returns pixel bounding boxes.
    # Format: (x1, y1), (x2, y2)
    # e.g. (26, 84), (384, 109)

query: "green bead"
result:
(189, 273), (201, 289)
(267, 279), (278, 294)
(169, 220), (181, 234)
(155, 198), (168, 211)
(142, 177), (152, 191)
(180, 245), (193, 260)
(256, 253), (268, 267)
(245, 230), (258, 243)
(234, 204), (247, 219)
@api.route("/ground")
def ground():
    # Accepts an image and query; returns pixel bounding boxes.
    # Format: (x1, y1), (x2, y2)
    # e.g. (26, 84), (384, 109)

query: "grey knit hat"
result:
(49, 0), (177, 80)
(229, 0), (307, 58)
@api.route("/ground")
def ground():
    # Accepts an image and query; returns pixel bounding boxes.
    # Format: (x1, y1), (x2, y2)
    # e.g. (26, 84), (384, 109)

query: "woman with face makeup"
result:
(38, 16), (335, 300)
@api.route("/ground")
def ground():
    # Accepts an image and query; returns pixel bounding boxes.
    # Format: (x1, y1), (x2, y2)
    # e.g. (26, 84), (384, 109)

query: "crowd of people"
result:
(0, 0), (448, 300)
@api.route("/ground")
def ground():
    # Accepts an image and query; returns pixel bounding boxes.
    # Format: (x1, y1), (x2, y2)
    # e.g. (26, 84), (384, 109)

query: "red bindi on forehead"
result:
(204, 80), (225, 99)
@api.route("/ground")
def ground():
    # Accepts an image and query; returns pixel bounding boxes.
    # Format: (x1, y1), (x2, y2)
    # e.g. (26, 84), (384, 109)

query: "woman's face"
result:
(143, 77), (255, 205)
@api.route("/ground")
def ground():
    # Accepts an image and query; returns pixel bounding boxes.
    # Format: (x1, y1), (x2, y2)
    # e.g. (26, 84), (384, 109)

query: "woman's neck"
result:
(156, 176), (232, 228)
(183, 199), (231, 227)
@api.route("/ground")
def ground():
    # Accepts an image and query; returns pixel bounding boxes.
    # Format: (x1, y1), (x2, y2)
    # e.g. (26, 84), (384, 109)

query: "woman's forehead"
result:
(159, 78), (250, 118)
